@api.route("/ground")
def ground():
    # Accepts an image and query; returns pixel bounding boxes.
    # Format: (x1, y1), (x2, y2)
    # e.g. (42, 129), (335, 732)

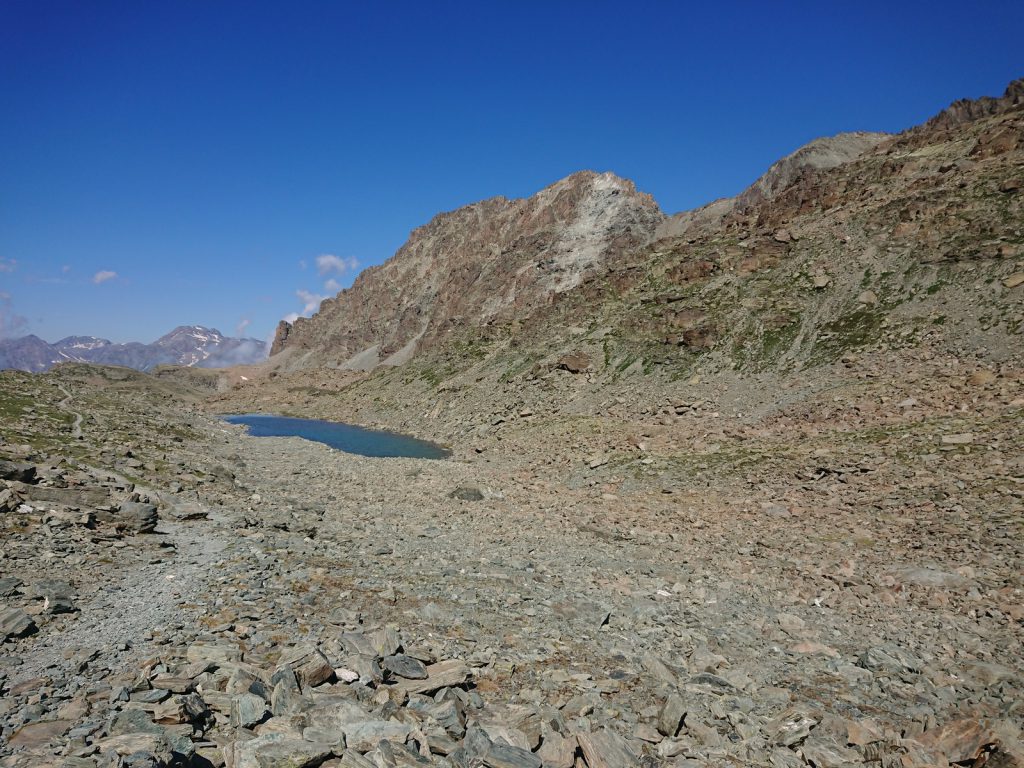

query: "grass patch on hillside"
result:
(807, 307), (885, 366)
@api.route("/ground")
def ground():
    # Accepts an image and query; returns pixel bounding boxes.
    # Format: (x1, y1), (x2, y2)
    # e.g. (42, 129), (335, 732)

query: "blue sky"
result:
(1, 1), (1021, 344)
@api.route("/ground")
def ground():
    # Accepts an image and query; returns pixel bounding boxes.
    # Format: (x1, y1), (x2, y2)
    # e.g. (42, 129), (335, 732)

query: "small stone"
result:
(397, 659), (470, 695)
(657, 693), (685, 737)
(109, 708), (164, 737)
(335, 668), (360, 683)
(133, 689), (171, 704)
(0, 576), (21, 597)
(450, 486), (485, 501)
(633, 724), (663, 743)
(483, 742), (542, 768)
(231, 692), (269, 728)
(382, 654), (428, 680)
(556, 352), (591, 373)
(536, 732), (577, 768)
(279, 645), (334, 687)
(857, 644), (922, 674)
(775, 714), (817, 747)
(118, 501), (159, 533)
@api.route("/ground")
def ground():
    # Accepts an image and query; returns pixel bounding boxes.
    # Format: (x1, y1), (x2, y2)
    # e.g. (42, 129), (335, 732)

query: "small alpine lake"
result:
(222, 413), (451, 459)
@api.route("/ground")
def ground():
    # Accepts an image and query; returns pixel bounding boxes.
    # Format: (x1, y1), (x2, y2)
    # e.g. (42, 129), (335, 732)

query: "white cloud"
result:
(282, 312), (300, 324)
(299, 259), (307, 270)
(92, 270), (117, 284)
(316, 254), (359, 276)
(0, 258), (16, 273)
(296, 289), (326, 315)
(235, 318), (251, 337)
(324, 278), (341, 292)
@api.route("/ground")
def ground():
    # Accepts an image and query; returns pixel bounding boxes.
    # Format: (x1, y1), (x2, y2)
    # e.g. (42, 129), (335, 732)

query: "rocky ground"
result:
(4, 76), (1022, 768)
(0, 352), (1021, 768)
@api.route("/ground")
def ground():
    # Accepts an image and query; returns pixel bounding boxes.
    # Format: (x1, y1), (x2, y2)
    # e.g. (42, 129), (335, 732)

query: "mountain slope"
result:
(655, 130), (890, 240)
(0, 335), (76, 372)
(228, 78), (1022, 447)
(269, 131), (905, 373)
(270, 171), (664, 368)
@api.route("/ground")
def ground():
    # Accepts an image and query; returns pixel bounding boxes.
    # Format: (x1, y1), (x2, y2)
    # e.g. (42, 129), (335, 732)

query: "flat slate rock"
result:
(11, 482), (109, 508)
(382, 653), (428, 680)
(397, 659), (469, 695)
(0, 606), (36, 638)
(577, 729), (641, 768)
(483, 742), (542, 768)
(6, 719), (73, 749)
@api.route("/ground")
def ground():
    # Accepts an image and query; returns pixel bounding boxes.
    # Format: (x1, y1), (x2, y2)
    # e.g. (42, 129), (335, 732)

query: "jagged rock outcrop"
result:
(919, 76), (1024, 132)
(271, 171), (664, 368)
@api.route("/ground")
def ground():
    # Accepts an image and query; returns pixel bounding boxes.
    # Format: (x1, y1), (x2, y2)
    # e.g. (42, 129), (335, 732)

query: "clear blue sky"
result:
(1, 1), (1021, 344)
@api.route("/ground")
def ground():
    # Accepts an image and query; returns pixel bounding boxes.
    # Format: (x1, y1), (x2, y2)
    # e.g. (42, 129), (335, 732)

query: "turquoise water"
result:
(223, 414), (450, 459)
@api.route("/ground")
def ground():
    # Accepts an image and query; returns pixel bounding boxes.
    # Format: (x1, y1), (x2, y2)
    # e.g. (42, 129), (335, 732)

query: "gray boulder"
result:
(117, 501), (159, 533)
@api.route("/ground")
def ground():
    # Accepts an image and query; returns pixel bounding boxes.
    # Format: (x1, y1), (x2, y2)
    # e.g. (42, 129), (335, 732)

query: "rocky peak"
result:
(654, 132), (889, 241)
(733, 131), (890, 212)
(272, 171), (663, 369)
(920, 76), (1024, 133)
(53, 336), (113, 352)
(156, 326), (226, 346)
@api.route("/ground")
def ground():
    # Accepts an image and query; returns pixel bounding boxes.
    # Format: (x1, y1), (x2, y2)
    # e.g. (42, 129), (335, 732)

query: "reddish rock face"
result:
(273, 171), (663, 369)
(919, 77), (1024, 134)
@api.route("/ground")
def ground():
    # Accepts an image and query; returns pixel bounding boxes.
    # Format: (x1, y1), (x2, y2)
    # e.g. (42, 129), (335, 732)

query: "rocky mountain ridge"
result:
(267, 125), (913, 373)
(270, 172), (663, 368)
(251, 78), (1023, 445)
(0, 326), (267, 373)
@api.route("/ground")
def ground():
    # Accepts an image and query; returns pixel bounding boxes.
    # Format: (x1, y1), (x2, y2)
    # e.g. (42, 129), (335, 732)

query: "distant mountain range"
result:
(0, 326), (268, 373)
